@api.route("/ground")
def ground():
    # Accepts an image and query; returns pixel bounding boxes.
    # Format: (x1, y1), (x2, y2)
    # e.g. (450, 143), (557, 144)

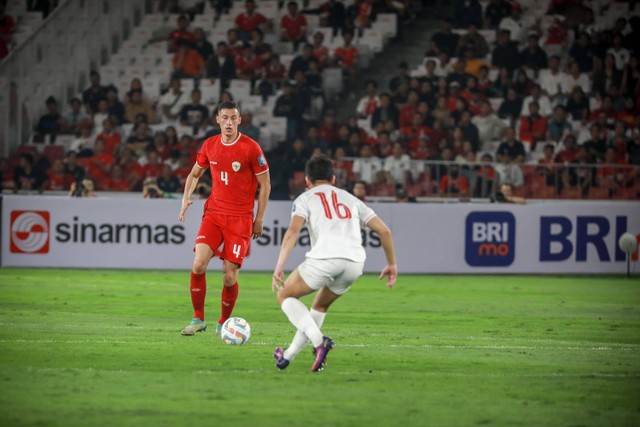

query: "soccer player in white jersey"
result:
(271, 154), (398, 372)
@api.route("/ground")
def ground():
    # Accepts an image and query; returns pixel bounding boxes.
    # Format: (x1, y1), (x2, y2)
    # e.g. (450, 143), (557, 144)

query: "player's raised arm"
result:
(272, 215), (306, 292)
(179, 163), (206, 222)
(365, 216), (397, 288)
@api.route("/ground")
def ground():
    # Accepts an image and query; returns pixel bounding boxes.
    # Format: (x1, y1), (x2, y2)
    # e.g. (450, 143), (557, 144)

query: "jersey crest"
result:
(232, 161), (241, 172)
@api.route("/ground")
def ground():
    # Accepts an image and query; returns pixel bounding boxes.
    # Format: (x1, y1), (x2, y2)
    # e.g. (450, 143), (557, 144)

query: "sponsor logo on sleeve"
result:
(257, 155), (266, 167)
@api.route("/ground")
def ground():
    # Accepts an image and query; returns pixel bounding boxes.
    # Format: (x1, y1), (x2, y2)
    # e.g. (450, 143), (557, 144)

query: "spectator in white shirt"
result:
(521, 84), (553, 117)
(472, 100), (505, 149)
(356, 80), (381, 119)
(159, 77), (187, 123)
(384, 142), (412, 185)
(561, 60), (591, 95)
(352, 145), (383, 185)
(606, 34), (630, 71)
(434, 51), (454, 77)
(539, 55), (567, 103)
(498, 2), (528, 46)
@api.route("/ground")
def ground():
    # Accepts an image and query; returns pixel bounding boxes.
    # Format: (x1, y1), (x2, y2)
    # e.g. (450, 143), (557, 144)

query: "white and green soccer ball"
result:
(220, 317), (251, 345)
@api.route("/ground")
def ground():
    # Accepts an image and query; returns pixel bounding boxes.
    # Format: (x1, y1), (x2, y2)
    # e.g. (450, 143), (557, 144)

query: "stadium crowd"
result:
(1, 0), (639, 201)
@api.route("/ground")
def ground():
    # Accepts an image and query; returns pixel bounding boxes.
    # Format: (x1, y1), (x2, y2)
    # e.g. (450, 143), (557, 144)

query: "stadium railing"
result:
(339, 158), (640, 202)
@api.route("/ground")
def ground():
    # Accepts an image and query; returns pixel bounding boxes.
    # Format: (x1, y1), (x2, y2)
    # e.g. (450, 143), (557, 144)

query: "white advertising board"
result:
(2, 195), (639, 274)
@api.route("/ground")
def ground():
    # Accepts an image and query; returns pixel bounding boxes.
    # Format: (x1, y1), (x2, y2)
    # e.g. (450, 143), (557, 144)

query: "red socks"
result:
(190, 272), (207, 321)
(218, 282), (239, 326)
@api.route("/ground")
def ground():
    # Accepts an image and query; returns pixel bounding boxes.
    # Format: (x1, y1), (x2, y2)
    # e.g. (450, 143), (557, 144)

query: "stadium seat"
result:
(267, 117), (287, 145)
(304, 14), (320, 33)
(229, 80), (252, 102)
(375, 13), (397, 38)
(357, 29), (384, 53)
(240, 96), (262, 114)
(322, 68), (343, 100)
(199, 80), (221, 106)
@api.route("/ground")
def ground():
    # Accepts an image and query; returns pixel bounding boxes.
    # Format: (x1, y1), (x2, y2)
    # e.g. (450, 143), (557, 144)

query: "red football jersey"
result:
(280, 14), (307, 39)
(235, 12), (268, 33)
(196, 132), (269, 217)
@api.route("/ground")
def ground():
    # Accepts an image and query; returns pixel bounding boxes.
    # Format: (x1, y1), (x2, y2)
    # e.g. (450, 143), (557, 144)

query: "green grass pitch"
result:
(0, 268), (639, 427)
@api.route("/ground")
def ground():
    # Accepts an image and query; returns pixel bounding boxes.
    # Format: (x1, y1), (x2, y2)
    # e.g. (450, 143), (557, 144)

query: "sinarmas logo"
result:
(10, 210), (50, 254)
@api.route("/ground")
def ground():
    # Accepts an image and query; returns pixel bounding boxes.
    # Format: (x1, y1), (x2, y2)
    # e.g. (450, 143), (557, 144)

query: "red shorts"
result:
(195, 212), (252, 266)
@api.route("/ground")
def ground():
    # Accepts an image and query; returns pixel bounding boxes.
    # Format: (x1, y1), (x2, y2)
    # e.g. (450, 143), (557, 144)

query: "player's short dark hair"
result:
(217, 101), (240, 115)
(305, 154), (334, 183)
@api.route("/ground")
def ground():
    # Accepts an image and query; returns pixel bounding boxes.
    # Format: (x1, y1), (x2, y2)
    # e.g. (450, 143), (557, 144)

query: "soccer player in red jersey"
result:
(179, 101), (271, 336)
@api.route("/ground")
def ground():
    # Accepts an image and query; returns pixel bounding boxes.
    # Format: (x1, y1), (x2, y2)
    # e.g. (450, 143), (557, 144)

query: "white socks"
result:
(280, 298), (324, 349)
(283, 308), (326, 361)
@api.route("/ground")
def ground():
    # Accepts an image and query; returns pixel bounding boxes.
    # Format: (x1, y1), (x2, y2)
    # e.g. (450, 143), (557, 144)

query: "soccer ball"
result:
(618, 232), (638, 254)
(220, 317), (251, 345)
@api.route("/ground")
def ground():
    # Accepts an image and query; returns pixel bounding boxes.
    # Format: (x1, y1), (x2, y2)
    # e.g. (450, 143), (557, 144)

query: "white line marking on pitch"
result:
(1, 339), (638, 351)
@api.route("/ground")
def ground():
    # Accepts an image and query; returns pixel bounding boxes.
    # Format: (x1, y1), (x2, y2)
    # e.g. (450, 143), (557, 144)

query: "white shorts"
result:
(297, 258), (365, 295)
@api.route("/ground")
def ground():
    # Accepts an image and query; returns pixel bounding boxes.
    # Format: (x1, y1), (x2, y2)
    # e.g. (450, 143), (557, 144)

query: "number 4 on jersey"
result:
(232, 243), (242, 258)
(315, 191), (352, 219)
(221, 171), (229, 185)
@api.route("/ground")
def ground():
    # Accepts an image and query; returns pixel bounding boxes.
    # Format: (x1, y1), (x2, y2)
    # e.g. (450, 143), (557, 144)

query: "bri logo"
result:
(10, 210), (50, 254)
(465, 212), (515, 267)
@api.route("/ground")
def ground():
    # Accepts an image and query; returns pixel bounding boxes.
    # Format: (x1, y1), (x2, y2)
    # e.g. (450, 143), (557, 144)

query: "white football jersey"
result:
(291, 184), (377, 262)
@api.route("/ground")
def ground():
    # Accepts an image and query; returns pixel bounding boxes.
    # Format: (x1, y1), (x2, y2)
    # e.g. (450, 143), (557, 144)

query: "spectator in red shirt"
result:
(148, 14), (196, 54)
(235, 42), (262, 81)
(399, 90), (420, 128)
(333, 31), (359, 92)
(140, 149), (164, 179)
(105, 164), (131, 192)
(554, 134), (579, 164)
(87, 139), (114, 183)
(518, 100), (548, 150)
(95, 118), (121, 157)
(400, 112), (434, 152)
(311, 31), (330, 68)
(46, 159), (72, 191)
(173, 152), (193, 186)
(118, 148), (144, 189)
(598, 147), (635, 192)
(235, 0), (271, 41)
(281, 1), (307, 51)
(439, 164), (469, 197)
(249, 28), (273, 66)
(258, 54), (287, 98)
(172, 40), (205, 79)
(588, 95), (619, 129)
(0, 1), (16, 59)
(536, 143), (560, 190)
(318, 110), (339, 146)
(226, 28), (244, 58)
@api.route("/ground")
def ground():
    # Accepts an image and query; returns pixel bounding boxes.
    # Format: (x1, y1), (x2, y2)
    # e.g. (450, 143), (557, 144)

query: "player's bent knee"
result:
(192, 261), (208, 275)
